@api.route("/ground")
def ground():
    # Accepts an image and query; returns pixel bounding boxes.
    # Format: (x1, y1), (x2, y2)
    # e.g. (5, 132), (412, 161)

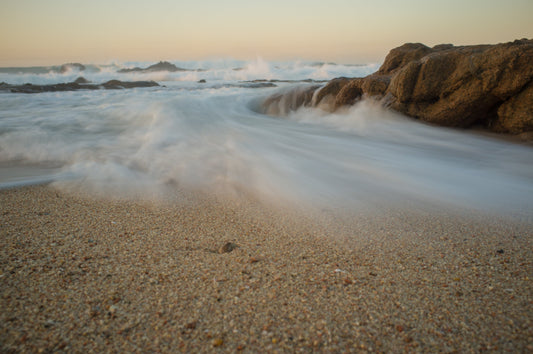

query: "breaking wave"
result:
(0, 59), (532, 219)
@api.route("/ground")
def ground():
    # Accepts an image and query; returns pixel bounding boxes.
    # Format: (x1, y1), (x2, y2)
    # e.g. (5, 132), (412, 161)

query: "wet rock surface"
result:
(261, 39), (533, 135)
(1, 79), (159, 93)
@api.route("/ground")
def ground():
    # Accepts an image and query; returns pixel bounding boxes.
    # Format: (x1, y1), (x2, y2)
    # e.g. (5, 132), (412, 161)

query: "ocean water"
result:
(1, 59), (532, 217)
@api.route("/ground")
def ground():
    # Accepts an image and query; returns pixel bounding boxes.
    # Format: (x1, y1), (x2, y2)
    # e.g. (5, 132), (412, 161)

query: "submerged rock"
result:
(3, 79), (159, 93)
(260, 85), (321, 116)
(101, 80), (160, 89)
(261, 39), (533, 135)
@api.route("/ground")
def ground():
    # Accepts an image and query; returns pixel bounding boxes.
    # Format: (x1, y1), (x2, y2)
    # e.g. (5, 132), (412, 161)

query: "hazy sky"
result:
(1, 0), (532, 66)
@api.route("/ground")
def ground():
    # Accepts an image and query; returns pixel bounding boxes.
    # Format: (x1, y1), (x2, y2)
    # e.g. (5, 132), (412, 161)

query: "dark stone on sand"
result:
(218, 242), (238, 254)
(184, 321), (197, 330)
(261, 39), (533, 135)
(118, 61), (187, 73)
(198, 79), (207, 83)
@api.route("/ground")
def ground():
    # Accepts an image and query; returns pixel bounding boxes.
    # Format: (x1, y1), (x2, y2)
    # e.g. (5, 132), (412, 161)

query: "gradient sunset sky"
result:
(1, 0), (532, 66)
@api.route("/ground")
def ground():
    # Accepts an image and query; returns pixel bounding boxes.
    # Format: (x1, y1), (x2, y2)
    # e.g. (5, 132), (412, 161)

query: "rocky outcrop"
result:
(314, 77), (352, 106)
(118, 61), (186, 73)
(496, 81), (533, 133)
(377, 43), (435, 75)
(100, 80), (160, 89)
(73, 76), (91, 84)
(2, 79), (159, 93)
(261, 39), (533, 135)
(386, 40), (533, 132)
(58, 63), (86, 73)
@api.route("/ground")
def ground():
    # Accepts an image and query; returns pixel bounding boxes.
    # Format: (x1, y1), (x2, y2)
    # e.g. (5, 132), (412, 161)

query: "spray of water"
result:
(1, 60), (532, 218)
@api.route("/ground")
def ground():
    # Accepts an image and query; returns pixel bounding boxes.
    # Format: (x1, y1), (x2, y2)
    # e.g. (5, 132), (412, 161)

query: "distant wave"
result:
(0, 59), (378, 86)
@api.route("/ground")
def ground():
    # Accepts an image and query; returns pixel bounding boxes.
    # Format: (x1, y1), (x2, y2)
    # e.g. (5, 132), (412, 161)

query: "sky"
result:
(1, 0), (532, 66)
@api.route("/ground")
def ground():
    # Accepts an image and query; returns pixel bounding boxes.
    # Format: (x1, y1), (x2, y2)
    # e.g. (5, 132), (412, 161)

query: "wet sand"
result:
(1, 184), (532, 352)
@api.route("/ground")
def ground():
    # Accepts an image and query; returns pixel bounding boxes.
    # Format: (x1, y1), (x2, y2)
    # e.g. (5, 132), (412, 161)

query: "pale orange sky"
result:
(1, 0), (532, 66)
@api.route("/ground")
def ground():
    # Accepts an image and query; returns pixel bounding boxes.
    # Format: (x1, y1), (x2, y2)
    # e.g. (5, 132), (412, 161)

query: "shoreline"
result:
(1, 184), (532, 352)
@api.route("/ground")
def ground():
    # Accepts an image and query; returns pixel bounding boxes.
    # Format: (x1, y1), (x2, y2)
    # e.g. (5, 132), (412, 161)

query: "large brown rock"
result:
(496, 81), (533, 133)
(335, 78), (364, 107)
(260, 38), (533, 135)
(314, 77), (351, 107)
(361, 74), (390, 97)
(377, 43), (433, 75)
(387, 40), (533, 129)
(320, 74), (390, 109)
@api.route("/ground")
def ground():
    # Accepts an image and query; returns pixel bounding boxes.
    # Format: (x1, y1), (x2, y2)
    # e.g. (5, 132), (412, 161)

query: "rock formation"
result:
(261, 39), (533, 135)
(73, 76), (91, 84)
(118, 61), (186, 73)
(2, 79), (159, 93)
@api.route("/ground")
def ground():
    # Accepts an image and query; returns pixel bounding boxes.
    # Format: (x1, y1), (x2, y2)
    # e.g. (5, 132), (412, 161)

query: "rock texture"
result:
(261, 39), (533, 135)
(2, 79), (159, 93)
(118, 61), (187, 73)
(260, 85), (321, 116)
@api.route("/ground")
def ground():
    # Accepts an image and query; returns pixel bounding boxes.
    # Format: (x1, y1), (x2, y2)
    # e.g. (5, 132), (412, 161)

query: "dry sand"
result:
(1, 184), (532, 352)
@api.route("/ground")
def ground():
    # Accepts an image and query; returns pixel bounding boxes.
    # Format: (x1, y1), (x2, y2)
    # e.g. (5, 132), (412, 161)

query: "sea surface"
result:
(1, 59), (532, 218)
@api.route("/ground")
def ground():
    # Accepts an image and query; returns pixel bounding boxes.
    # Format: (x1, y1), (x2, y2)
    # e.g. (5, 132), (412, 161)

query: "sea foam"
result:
(0, 59), (532, 218)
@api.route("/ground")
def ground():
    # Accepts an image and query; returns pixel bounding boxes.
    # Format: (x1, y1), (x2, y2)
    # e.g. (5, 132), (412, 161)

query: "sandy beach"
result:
(0, 184), (531, 352)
